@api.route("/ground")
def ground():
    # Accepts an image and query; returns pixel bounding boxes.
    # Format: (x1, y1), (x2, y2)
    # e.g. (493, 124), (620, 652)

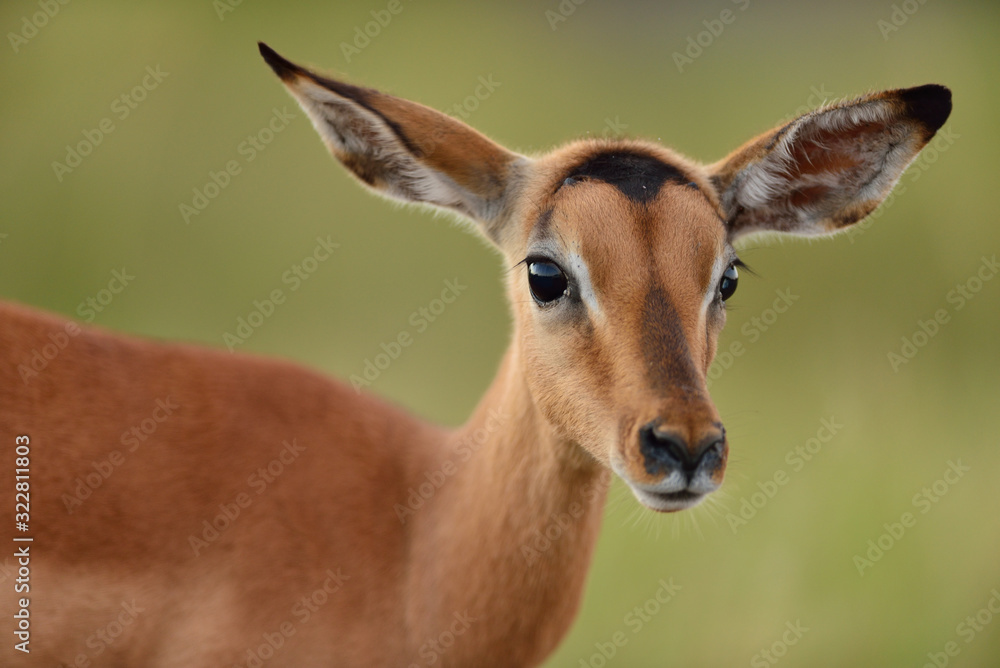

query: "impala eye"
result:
(527, 261), (568, 304)
(719, 264), (739, 302)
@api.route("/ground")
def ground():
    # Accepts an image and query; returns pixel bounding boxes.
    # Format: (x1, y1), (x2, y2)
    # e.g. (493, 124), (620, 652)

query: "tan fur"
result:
(0, 46), (949, 666)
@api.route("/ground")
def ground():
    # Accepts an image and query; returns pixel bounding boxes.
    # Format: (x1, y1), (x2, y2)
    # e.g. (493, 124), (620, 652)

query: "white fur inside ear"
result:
(727, 98), (921, 238)
(283, 78), (498, 221)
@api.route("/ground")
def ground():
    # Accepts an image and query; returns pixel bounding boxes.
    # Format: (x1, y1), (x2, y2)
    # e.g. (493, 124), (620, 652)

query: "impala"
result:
(0, 43), (950, 667)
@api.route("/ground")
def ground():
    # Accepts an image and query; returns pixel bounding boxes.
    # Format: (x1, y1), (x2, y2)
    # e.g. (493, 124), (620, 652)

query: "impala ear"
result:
(708, 84), (952, 242)
(258, 43), (527, 239)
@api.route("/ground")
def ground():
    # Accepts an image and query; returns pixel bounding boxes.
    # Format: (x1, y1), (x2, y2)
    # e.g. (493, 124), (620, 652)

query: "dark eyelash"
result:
(732, 258), (756, 277)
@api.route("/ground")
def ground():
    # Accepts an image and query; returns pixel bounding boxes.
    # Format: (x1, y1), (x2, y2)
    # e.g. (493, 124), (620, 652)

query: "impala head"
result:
(259, 43), (950, 512)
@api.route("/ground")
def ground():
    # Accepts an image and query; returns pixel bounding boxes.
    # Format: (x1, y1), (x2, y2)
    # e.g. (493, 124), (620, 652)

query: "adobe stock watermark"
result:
(673, 0), (752, 74)
(16, 320), (81, 384)
(61, 397), (179, 514)
(340, 0), (415, 63)
(393, 408), (507, 524)
(405, 611), (478, 667)
(750, 620), (809, 667)
(706, 287), (799, 389)
(179, 106), (296, 224)
(725, 417), (842, 535)
(232, 568), (350, 668)
(18, 266), (135, 384)
(577, 577), (682, 667)
(187, 439), (307, 556)
(439, 76), (501, 124)
(420, 75), (502, 159)
(67, 599), (145, 668)
(7, 0), (72, 53)
(545, 0), (589, 31)
(519, 470), (611, 566)
(349, 278), (468, 392)
(853, 459), (969, 576)
(52, 66), (169, 182)
(887, 254), (997, 372)
(223, 235), (339, 351)
(76, 267), (136, 322)
(594, 116), (628, 139)
(877, 0), (932, 40)
(919, 587), (1000, 668)
(846, 125), (959, 244)
(213, 0), (245, 21)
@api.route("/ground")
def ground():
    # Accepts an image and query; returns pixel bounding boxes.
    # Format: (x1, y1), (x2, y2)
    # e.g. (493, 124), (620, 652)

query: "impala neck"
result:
(405, 339), (610, 665)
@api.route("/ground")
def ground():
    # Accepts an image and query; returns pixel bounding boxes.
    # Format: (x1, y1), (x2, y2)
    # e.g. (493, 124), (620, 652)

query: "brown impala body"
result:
(0, 43), (950, 667)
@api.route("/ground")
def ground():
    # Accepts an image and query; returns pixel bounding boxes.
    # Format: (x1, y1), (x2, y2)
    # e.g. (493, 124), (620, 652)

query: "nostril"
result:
(639, 423), (727, 477)
(693, 437), (725, 469)
(639, 424), (695, 475)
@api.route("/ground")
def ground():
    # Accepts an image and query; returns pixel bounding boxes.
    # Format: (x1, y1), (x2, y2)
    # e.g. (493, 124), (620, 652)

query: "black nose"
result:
(638, 422), (725, 478)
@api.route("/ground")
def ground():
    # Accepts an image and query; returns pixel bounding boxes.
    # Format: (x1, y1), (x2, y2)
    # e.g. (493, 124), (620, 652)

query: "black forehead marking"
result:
(563, 150), (694, 204)
(641, 285), (702, 393)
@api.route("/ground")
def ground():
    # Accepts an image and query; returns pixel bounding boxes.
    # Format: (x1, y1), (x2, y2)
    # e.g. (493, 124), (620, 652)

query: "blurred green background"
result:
(2, 0), (998, 665)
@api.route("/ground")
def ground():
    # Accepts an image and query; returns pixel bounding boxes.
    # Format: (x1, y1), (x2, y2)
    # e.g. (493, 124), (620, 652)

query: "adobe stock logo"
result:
(725, 417), (841, 534)
(919, 587), (1000, 668)
(51, 67), (169, 181)
(887, 255), (997, 372)
(672, 0), (752, 73)
(853, 459), (970, 576)
(339, 0), (415, 63)
(577, 578), (682, 667)
(350, 278), (468, 392)
(7, 0), (73, 53)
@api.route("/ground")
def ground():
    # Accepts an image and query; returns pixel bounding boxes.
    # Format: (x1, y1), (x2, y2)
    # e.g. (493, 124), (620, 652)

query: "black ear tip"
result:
(901, 84), (952, 134)
(258, 42), (301, 82)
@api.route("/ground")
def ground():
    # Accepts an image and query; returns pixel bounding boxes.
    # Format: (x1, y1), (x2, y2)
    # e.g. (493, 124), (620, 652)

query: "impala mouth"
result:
(610, 456), (720, 512)
(629, 486), (706, 513)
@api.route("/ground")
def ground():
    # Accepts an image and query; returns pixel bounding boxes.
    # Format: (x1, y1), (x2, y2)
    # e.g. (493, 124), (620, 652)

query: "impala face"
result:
(259, 42), (951, 514)
(509, 145), (737, 511)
